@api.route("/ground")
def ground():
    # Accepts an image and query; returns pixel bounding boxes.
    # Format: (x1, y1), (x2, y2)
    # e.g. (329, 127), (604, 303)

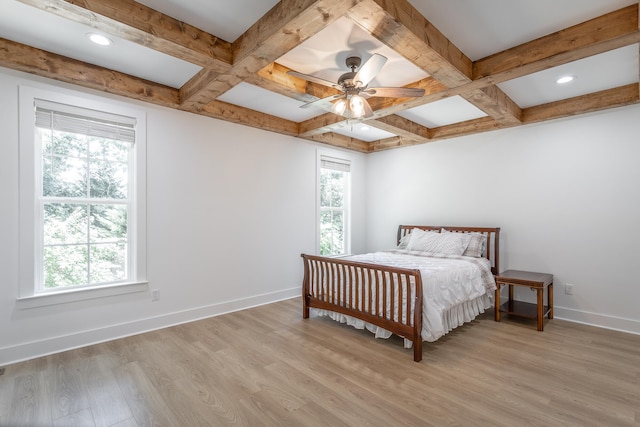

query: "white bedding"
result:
(312, 249), (497, 345)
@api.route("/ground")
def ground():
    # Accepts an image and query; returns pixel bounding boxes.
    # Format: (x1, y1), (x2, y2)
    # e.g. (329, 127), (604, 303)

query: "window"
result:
(318, 154), (350, 256)
(19, 86), (147, 306)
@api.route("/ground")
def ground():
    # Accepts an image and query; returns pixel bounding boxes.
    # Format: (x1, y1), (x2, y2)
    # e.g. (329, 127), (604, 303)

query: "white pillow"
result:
(397, 228), (437, 249)
(397, 232), (412, 249)
(441, 229), (487, 258)
(463, 233), (487, 257)
(406, 228), (471, 255)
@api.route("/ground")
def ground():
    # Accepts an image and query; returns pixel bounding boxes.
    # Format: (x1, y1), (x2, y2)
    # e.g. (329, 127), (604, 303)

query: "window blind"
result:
(35, 99), (136, 144)
(321, 156), (350, 173)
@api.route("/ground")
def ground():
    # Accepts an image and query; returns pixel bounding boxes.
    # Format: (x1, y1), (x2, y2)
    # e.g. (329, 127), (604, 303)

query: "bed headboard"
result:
(397, 225), (501, 275)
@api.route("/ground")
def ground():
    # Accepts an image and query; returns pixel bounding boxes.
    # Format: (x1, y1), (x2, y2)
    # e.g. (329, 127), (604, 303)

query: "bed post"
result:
(493, 228), (500, 275)
(301, 254), (310, 319)
(413, 274), (424, 362)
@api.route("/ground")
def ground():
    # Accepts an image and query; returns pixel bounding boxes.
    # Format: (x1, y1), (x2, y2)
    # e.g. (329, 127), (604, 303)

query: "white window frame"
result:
(18, 85), (147, 308)
(317, 151), (351, 256)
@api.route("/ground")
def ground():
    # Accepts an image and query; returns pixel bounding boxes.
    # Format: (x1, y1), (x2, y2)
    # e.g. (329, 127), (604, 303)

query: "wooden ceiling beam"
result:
(193, 100), (299, 136)
(426, 117), (503, 143)
(346, 0), (471, 87)
(17, 0), (232, 71)
(180, 0), (359, 107)
(473, 4), (640, 82)
(368, 115), (430, 143)
(0, 37), (302, 142)
(298, 112), (346, 137)
(370, 135), (436, 151)
(247, 62), (341, 103)
(462, 86), (522, 126)
(522, 84), (640, 124)
(303, 132), (371, 153)
(347, 0), (521, 128)
(406, 84), (640, 147)
(327, 4), (640, 126)
(0, 38), (179, 107)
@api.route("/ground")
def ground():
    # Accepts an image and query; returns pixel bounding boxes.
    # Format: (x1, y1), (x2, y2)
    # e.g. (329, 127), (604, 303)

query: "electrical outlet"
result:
(565, 283), (574, 295)
(151, 289), (160, 301)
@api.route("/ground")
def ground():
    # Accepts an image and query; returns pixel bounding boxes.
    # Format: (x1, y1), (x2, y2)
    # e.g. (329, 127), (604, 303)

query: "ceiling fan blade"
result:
(287, 70), (341, 89)
(299, 94), (343, 109)
(353, 54), (388, 87)
(363, 87), (426, 98)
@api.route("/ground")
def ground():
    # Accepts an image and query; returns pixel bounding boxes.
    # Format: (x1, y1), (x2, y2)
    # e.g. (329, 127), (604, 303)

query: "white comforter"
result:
(313, 249), (496, 344)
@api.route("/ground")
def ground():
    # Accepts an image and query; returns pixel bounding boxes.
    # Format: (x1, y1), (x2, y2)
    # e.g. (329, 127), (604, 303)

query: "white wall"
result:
(366, 105), (640, 334)
(2, 64), (638, 366)
(0, 68), (367, 365)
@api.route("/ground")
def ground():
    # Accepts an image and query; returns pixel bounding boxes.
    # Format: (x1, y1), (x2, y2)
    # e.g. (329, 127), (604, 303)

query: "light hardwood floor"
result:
(1, 298), (639, 426)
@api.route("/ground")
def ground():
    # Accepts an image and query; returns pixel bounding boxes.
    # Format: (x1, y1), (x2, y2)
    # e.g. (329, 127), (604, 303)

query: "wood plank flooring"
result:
(1, 298), (639, 426)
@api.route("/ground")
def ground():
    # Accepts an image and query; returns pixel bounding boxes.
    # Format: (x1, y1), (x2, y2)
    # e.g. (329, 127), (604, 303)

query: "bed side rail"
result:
(301, 254), (424, 362)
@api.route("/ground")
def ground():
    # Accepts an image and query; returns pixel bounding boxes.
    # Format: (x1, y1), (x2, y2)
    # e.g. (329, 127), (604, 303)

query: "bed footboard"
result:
(301, 254), (424, 362)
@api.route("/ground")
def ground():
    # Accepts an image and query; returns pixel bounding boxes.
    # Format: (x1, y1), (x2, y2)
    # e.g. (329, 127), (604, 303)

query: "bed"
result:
(301, 225), (500, 362)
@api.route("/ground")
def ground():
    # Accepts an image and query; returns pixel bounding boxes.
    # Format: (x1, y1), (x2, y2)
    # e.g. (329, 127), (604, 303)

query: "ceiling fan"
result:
(288, 54), (425, 119)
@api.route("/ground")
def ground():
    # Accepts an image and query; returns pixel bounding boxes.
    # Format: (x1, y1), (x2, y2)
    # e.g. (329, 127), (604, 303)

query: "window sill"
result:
(16, 281), (149, 309)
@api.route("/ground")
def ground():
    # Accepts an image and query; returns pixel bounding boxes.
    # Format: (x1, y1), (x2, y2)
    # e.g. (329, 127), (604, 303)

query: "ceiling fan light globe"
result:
(349, 95), (365, 117)
(332, 99), (347, 115)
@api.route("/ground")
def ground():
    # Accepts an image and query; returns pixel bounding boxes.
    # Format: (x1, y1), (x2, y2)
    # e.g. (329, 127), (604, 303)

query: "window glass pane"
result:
(320, 210), (344, 255)
(50, 131), (88, 157)
(320, 171), (329, 207)
(43, 245), (88, 288)
(320, 170), (345, 208)
(89, 137), (129, 162)
(90, 204), (127, 243)
(329, 173), (345, 208)
(43, 155), (87, 198)
(44, 203), (88, 245)
(90, 159), (128, 199)
(90, 243), (126, 283)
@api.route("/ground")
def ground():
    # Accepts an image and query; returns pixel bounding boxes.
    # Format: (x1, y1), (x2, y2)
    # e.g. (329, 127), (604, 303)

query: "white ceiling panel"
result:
(498, 45), (640, 108)
(276, 16), (430, 88)
(398, 96), (487, 128)
(136, 0), (280, 43)
(408, 0), (638, 60)
(217, 83), (326, 122)
(332, 122), (397, 142)
(0, 0), (201, 88)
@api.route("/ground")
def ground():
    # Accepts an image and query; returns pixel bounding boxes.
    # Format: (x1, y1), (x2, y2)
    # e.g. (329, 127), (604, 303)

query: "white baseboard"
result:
(553, 306), (640, 335)
(0, 287), (299, 366)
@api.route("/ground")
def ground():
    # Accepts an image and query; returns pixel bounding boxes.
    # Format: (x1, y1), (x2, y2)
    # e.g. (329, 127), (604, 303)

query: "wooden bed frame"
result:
(301, 225), (500, 362)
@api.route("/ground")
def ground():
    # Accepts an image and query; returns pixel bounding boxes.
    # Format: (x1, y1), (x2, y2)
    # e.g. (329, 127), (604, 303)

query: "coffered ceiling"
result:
(0, 0), (638, 152)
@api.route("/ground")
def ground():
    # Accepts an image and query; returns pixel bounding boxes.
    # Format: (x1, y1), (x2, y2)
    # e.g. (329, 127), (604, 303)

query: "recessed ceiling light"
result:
(360, 125), (370, 131)
(556, 75), (576, 84)
(87, 33), (113, 46)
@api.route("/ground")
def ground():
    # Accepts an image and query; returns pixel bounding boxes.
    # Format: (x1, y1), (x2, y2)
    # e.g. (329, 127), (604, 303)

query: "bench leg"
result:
(548, 282), (554, 319)
(536, 288), (544, 331)
(508, 285), (514, 312)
